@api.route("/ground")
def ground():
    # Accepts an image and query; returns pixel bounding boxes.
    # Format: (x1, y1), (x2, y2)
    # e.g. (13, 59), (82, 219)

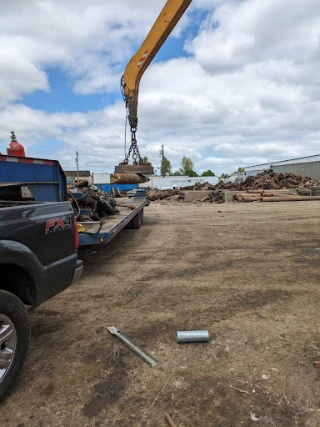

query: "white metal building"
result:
(93, 173), (219, 189)
(244, 154), (320, 180)
(139, 176), (219, 189)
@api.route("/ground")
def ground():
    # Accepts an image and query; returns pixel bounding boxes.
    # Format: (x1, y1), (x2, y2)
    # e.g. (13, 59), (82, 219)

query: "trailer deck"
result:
(78, 197), (146, 246)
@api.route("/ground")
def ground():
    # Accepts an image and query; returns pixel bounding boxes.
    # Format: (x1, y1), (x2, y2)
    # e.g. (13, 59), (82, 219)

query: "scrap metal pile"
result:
(147, 183), (224, 203)
(68, 181), (119, 221)
(146, 170), (320, 204)
(223, 170), (320, 203)
(216, 170), (320, 191)
(68, 173), (150, 221)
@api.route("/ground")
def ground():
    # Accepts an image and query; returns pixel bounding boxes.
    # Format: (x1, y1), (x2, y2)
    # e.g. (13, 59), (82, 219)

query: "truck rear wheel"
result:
(0, 290), (30, 402)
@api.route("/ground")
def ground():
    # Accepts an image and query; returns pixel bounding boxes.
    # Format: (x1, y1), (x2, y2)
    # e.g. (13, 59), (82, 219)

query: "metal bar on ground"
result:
(107, 326), (158, 367)
(260, 196), (320, 202)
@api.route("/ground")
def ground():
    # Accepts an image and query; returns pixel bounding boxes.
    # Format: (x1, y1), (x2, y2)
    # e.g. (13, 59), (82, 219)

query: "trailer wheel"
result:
(131, 211), (141, 229)
(140, 208), (144, 226)
(0, 290), (30, 402)
(124, 221), (132, 229)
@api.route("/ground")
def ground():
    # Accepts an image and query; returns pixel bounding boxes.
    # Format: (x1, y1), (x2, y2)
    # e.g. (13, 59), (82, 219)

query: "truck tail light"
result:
(74, 217), (79, 249)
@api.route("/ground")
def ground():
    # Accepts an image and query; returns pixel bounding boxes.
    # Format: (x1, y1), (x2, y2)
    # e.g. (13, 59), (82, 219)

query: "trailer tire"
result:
(131, 212), (141, 229)
(125, 221), (132, 229)
(140, 208), (144, 226)
(0, 290), (30, 403)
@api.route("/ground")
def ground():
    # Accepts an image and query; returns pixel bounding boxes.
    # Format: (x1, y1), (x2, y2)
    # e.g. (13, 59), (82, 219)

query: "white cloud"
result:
(188, 0), (320, 74)
(0, 0), (320, 176)
(0, 0), (188, 104)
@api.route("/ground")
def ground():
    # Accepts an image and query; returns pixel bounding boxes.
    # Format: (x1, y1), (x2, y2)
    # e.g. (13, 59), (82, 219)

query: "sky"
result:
(0, 0), (320, 176)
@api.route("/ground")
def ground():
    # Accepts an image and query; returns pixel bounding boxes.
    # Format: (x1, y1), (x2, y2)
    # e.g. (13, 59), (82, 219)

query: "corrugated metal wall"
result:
(245, 163), (272, 172)
(271, 162), (320, 180)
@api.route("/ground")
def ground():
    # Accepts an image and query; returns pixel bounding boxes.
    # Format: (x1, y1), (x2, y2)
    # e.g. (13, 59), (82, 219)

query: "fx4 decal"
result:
(45, 215), (72, 235)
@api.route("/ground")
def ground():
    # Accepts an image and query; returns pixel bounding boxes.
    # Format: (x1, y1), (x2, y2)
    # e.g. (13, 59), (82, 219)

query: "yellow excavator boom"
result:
(119, 0), (192, 166)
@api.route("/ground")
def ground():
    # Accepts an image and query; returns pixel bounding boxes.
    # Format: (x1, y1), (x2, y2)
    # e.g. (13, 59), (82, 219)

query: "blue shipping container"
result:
(97, 183), (138, 193)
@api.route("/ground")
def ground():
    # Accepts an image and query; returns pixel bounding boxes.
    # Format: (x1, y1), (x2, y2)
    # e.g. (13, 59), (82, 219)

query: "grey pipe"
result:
(176, 330), (210, 343)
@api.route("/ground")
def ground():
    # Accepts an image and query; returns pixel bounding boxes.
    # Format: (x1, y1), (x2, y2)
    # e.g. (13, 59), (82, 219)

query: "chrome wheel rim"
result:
(0, 314), (17, 383)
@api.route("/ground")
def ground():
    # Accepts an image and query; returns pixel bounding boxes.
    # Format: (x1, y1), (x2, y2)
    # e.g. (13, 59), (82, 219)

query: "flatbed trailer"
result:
(0, 154), (147, 247)
(78, 197), (146, 246)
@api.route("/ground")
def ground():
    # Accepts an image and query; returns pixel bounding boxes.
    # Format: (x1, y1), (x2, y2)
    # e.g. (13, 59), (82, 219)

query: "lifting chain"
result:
(123, 128), (142, 165)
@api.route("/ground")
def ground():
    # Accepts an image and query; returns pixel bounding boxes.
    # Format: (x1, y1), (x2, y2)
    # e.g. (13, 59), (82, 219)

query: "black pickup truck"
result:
(0, 201), (83, 401)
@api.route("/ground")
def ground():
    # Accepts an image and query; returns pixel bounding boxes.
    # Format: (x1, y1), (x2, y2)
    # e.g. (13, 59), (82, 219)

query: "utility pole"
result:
(75, 151), (79, 184)
(159, 145), (164, 177)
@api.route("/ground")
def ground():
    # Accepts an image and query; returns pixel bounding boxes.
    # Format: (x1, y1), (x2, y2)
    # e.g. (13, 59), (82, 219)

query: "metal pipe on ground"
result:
(176, 330), (210, 343)
(240, 197), (261, 202)
(260, 196), (320, 202)
(234, 197), (253, 202)
(246, 190), (295, 194)
(238, 194), (297, 201)
(235, 192), (294, 198)
(234, 193), (261, 198)
(261, 193), (297, 197)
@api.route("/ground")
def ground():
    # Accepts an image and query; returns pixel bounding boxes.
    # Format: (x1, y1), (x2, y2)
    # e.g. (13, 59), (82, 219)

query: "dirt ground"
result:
(2, 200), (320, 427)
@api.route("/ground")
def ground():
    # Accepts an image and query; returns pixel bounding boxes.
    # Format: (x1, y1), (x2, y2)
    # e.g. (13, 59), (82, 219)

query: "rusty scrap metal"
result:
(110, 173), (150, 184)
(259, 196), (320, 202)
(115, 203), (136, 210)
(147, 189), (179, 201)
(165, 413), (177, 427)
(233, 189), (320, 203)
(217, 171), (320, 192)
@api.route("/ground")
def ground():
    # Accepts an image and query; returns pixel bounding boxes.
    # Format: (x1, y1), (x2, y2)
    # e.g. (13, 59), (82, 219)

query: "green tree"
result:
(179, 156), (198, 176)
(172, 170), (181, 176)
(201, 169), (215, 177)
(141, 156), (149, 163)
(160, 156), (172, 177)
(237, 167), (244, 172)
(179, 156), (194, 175)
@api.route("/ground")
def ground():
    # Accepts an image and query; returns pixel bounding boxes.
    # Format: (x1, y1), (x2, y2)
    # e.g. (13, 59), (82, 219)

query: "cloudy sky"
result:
(1, 0), (319, 176)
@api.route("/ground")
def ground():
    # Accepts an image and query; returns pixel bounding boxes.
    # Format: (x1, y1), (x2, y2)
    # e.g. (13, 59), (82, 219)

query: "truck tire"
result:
(140, 208), (144, 226)
(0, 290), (30, 402)
(131, 211), (141, 229)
